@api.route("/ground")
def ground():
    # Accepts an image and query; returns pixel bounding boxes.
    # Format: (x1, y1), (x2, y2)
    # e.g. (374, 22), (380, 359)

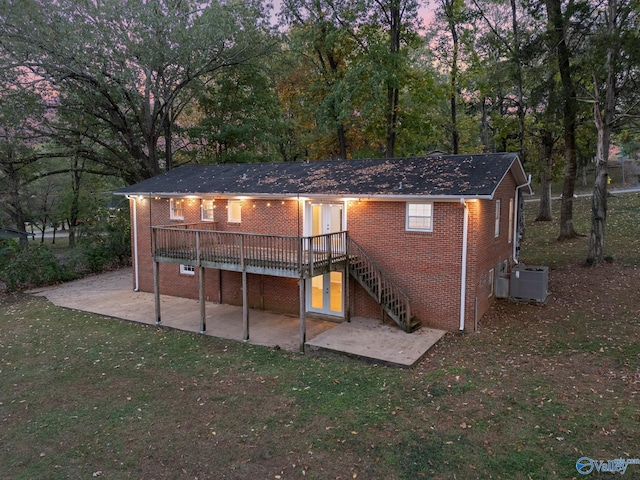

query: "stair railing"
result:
(347, 237), (412, 332)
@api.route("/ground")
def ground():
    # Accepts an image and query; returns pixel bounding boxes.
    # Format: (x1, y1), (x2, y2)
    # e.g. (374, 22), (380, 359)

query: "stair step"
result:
(408, 316), (422, 332)
(349, 241), (421, 334)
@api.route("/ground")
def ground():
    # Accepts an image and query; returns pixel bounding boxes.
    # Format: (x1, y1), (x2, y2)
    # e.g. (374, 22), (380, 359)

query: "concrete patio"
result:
(30, 268), (445, 367)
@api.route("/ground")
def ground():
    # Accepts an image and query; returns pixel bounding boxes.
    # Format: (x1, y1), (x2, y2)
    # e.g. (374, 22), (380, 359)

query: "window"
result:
(228, 199), (242, 223)
(406, 203), (433, 232)
(508, 198), (514, 243)
(170, 198), (184, 220)
(201, 199), (214, 221)
(488, 268), (495, 297)
(180, 264), (195, 275)
(497, 260), (508, 275)
(494, 199), (501, 237)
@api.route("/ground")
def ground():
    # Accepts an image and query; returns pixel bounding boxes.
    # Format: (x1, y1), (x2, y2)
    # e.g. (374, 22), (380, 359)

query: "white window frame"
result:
(488, 268), (495, 297)
(170, 198), (184, 220)
(201, 199), (215, 222)
(179, 264), (195, 275)
(228, 199), (242, 223)
(405, 202), (433, 232)
(494, 199), (501, 237)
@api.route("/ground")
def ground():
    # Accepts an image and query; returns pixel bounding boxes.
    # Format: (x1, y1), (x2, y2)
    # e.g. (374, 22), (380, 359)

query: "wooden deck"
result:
(152, 226), (348, 278)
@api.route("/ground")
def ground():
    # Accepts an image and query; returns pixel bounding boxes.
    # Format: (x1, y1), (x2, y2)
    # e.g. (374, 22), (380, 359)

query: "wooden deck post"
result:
(241, 236), (249, 341)
(345, 265), (350, 323)
(153, 260), (161, 325)
(199, 266), (206, 333)
(242, 270), (249, 341)
(299, 277), (306, 353)
(345, 232), (350, 322)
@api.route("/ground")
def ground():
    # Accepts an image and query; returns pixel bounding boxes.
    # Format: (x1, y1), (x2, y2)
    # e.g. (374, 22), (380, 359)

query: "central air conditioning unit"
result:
(509, 265), (548, 302)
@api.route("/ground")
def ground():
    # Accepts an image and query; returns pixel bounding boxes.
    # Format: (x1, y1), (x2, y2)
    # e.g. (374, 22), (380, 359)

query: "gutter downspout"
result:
(131, 196), (140, 292)
(513, 174), (532, 264)
(460, 198), (469, 331)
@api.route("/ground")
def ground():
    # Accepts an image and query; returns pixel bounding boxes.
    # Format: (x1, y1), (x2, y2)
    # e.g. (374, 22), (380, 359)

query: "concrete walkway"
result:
(30, 268), (445, 367)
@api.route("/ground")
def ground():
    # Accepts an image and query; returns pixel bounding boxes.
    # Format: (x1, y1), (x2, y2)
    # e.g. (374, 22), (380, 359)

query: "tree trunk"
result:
(536, 129), (554, 221)
(144, 68), (160, 173)
(385, 1), (401, 158)
(587, 125), (608, 264)
(337, 124), (347, 160)
(5, 145), (29, 247)
(587, 0), (617, 265)
(67, 157), (83, 248)
(480, 95), (490, 151)
(511, 0), (525, 160)
(450, 21), (459, 154)
(545, 0), (579, 240)
(164, 113), (173, 171)
(386, 85), (399, 158)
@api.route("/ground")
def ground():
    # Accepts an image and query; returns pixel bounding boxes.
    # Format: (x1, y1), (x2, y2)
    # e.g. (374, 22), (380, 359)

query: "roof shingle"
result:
(116, 153), (527, 198)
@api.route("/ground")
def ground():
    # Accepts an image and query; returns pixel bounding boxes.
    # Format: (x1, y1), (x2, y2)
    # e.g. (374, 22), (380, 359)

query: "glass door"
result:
(306, 202), (345, 317)
(310, 271), (344, 316)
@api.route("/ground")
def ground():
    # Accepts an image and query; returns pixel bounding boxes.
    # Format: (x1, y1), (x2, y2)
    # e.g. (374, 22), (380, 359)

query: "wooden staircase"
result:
(347, 238), (421, 333)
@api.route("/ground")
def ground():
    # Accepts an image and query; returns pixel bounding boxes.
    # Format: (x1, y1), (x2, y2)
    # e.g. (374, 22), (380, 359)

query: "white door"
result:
(310, 271), (344, 316)
(306, 202), (345, 316)
(310, 203), (343, 236)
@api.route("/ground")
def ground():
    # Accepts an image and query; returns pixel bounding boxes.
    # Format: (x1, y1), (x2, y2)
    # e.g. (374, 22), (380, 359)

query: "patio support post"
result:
(299, 277), (306, 353)
(345, 266), (350, 323)
(196, 231), (206, 333)
(199, 266), (206, 333)
(242, 270), (249, 341)
(241, 235), (249, 341)
(153, 260), (161, 325)
(345, 232), (350, 322)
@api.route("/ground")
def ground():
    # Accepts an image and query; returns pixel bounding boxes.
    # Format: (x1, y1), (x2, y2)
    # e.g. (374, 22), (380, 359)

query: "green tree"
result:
(0, 71), (47, 244)
(367, 0), (422, 157)
(280, 0), (361, 159)
(0, 0), (277, 183)
(187, 62), (287, 164)
(430, 0), (477, 153)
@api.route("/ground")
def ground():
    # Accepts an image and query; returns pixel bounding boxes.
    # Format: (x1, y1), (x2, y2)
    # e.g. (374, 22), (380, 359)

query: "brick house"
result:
(116, 153), (531, 349)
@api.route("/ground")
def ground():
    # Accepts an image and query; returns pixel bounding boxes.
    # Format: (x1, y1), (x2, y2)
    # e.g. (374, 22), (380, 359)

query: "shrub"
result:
(0, 239), (75, 291)
(73, 207), (131, 274)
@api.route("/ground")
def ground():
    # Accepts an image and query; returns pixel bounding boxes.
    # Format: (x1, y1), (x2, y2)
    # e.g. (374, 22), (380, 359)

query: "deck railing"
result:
(152, 226), (347, 278)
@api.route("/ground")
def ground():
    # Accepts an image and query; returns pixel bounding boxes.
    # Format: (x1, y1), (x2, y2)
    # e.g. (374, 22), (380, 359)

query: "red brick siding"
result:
(129, 176), (520, 332)
(465, 173), (518, 330)
(347, 200), (464, 331)
(215, 198), (302, 236)
(130, 197), (303, 314)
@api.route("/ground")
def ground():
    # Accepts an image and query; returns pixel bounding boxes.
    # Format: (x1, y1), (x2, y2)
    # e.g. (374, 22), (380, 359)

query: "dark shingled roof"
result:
(116, 153), (529, 198)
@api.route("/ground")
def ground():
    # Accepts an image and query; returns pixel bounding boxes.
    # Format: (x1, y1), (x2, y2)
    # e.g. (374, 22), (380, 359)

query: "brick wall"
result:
(129, 176), (521, 332)
(130, 196), (303, 315)
(347, 200), (464, 331)
(466, 173), (519, 330)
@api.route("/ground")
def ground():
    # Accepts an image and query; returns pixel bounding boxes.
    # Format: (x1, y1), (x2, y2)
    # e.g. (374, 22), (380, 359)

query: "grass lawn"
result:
(1, 193), (639, 479)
